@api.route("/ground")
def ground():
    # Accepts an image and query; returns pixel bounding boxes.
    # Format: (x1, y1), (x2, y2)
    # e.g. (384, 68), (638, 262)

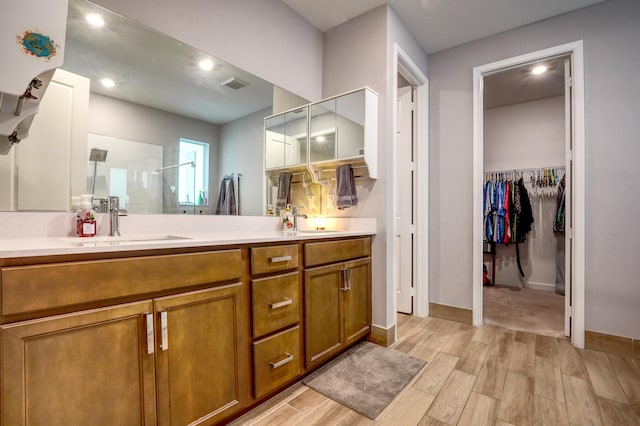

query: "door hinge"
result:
(410, 287), (416, 297)
(568, 150), (574, 161)
(410, 102), (416, 111)
(566, 76), (573, 87)
(567, 306), (573, 317)
(409, 161), (416, 171)
(410, 224), (416, 234)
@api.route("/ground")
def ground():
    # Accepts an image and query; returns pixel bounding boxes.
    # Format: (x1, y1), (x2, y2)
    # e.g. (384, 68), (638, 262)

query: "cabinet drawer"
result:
(0, 250), (242, 316)
(252, 272), (300, 338)
(251, 244), (299, 275)
(304, 237), (371, 268)
(253, 326), (301, 399)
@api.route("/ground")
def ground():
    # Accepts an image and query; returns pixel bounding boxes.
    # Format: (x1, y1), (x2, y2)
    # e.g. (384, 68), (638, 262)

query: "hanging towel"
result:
(214, 179), (227, 215)
(276, 172), (292, 208)
(224, 177), (237, 215)
(336, 164), (358, 209)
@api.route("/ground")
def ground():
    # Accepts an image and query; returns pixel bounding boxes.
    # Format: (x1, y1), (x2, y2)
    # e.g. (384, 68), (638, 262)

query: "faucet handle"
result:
(108, 195), (120, 210)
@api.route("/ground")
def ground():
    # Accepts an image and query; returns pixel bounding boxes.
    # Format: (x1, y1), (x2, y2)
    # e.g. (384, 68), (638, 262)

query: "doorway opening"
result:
(391, 44), (429, 323)
(472, 41), (585, 347)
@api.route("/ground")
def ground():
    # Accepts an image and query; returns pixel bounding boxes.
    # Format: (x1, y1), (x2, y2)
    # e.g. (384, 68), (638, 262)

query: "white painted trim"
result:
(391, 44), (430, 320)
(472, 41), (585, 348)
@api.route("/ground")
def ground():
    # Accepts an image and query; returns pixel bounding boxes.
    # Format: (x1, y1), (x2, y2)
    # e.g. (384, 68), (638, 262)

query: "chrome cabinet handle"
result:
(269, 298), (293, 309)
(346, 268), (352, 291)
(145, 313), (154, 355)
(341, 269), (348, 291)
(270, 255), (292, 263)
(160, 311), (168, 351)
(270, 353), (294, 369)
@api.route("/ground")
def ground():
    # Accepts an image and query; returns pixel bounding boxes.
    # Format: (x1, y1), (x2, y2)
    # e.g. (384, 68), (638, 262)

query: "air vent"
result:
(221, 77), (248, 90)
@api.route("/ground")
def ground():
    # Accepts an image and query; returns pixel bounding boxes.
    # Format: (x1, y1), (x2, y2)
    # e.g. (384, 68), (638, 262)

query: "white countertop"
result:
(0, 213), (376, 258)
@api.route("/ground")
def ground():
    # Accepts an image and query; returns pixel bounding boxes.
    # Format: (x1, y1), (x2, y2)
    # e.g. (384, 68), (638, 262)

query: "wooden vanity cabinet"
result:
(1, 301), (157, 426)
(304, 237), (372, 369)
(250, 244), (303, 399)
(154, 283), (249, 426)
(0, 249), (250, 426)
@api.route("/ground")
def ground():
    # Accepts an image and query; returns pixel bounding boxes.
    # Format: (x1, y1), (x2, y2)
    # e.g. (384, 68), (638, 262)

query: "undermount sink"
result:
(67, 234), (191, 247)
(295, 229), (340, 234)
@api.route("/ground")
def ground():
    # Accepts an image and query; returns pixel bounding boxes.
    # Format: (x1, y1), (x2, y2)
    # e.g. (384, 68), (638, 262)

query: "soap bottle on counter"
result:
(281, 204), (294, 232)
(76, 194), (96, 237)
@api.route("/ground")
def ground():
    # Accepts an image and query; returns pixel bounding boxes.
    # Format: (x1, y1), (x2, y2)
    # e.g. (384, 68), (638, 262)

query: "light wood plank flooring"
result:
(230, 315), (640, 425)
(483, 285), (565, 338)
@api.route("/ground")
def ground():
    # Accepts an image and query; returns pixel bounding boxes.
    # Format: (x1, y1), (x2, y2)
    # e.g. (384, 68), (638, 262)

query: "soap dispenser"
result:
(76, 194), (96, 237)
(281, 204), (294, 232)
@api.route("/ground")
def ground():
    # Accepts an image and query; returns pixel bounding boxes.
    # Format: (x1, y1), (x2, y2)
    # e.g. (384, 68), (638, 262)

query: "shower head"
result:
(89, 148), (108, 162)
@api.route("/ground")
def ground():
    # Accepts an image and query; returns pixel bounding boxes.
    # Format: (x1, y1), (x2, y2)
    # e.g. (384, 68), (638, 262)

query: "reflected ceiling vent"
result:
(221, 77), (248, 90)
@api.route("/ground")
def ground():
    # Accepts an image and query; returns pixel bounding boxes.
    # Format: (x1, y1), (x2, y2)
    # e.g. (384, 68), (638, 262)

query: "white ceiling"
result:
(282, 0), (606, 54)
(64, 0), (274, 125)
(483, 56), (568, 109)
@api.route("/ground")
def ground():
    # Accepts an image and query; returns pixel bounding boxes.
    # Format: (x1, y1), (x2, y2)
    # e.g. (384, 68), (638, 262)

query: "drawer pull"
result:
(269, 298), (293, 310)
(269, 255), (292, 263)
(270, 353), (294, 369)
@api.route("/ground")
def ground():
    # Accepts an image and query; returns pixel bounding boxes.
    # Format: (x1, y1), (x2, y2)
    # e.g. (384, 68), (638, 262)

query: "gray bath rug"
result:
(302, 341), (426, 419)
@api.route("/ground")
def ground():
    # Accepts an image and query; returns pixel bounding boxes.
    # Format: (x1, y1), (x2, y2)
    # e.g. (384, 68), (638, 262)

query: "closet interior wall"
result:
(483, 95), (565, 291)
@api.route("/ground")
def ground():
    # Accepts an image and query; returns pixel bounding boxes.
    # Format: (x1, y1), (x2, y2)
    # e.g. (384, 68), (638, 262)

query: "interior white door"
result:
(396, 85), (414, 314)
(15, 68), (89, 211)
(564, 58), (573, 337)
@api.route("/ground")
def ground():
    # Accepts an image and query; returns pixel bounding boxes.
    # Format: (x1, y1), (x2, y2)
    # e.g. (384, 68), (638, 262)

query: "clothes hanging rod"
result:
(154, 161), (194, 172)
(484, 165), (565, 174)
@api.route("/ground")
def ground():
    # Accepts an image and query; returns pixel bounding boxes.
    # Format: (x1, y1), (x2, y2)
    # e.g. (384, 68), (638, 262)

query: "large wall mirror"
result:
(0, 0), (304, 216)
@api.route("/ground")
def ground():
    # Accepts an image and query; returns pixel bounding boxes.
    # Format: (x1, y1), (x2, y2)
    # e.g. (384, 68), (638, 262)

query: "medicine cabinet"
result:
(265, 87), (377, 178)
(265, 108), (308, 170)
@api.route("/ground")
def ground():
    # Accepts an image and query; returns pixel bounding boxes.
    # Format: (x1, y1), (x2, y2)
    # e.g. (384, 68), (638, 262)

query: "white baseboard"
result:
(524, 281), (556, 292)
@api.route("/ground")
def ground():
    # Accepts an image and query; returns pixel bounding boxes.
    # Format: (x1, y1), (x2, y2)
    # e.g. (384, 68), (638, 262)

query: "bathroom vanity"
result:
(0, 223), (373, 425)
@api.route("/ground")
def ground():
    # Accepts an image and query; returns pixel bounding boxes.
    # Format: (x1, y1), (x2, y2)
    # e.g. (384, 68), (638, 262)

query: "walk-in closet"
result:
(482, 56), (570, 338)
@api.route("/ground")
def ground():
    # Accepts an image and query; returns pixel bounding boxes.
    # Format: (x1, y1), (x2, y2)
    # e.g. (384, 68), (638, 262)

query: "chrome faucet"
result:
(109, 196), (121, 236)
(291, 206), (307, 232)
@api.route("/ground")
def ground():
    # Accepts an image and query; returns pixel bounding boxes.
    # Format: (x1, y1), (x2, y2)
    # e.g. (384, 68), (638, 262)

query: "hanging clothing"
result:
(514, 177), (534, 277)
(554, 176), (566, 232)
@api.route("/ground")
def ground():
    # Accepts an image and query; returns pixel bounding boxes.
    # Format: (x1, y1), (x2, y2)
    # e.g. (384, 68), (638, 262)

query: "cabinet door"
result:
(304, 263), (343, 369)
(343, 258), (372, 346)
(154, 283), (249, 426)
(1, 301), (156, 426)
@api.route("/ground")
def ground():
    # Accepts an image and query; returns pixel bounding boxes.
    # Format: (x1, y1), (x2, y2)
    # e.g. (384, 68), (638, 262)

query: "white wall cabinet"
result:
(265, 87), (377, 178)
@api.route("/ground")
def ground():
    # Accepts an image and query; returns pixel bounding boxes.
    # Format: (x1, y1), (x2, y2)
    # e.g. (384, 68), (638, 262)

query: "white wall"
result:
(218, 107), (272, 216)
(484, 97), (565, 171)
(93, 0), (323, 102)
(429, 0), (640, 339)
(484, 97), (565, 289)
(323, 5), (427, 328)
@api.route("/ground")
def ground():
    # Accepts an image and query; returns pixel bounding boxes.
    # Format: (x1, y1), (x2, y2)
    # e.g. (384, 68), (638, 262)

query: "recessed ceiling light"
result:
(101, 78), (115, 88)
(532, 65), (547, 75)
(86, 14), (105, 27)
(316, 136), (325, 142)
(198, 59), (214, 71)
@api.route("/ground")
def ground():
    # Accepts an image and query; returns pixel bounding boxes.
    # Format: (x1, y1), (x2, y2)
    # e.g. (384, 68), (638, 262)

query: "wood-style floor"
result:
(483, 285), (565, 338)
(230, 314), (640, 426)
